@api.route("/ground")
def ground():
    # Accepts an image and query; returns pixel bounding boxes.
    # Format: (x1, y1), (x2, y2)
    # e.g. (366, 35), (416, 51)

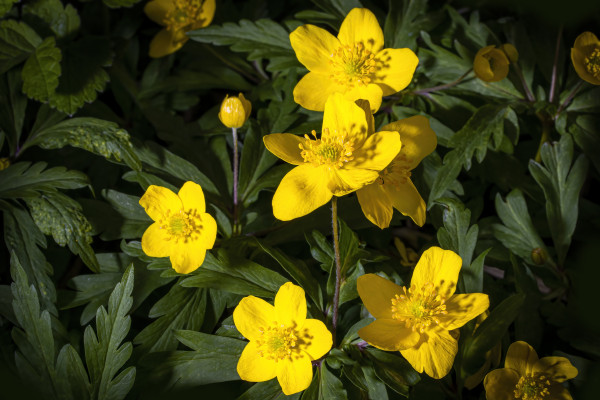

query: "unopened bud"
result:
(0, 157), (10, 171)
(218, 93), (251, 128)
(531, 247), (547, 265)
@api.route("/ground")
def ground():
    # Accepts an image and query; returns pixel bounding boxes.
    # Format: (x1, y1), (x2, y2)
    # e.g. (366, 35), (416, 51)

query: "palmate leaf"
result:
(0, 19), (42, 74)
(21, 36), (61, 102)
(0, 161), (88, 198)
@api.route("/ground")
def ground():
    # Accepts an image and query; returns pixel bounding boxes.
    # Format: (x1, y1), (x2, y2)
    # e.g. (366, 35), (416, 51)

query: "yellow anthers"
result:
(164, 0), (207, 34)
(585, 48), (600, 78)
(329, 43), (377, 88)
(571, 32), (600, 85)
(158, 208), (203, 243)
(390, 282), (448, 333)
(299, 128), (355, 169)
(0, 157), (10, 171)
(514, 373), (551, 400)
(255, 322), (298, 361)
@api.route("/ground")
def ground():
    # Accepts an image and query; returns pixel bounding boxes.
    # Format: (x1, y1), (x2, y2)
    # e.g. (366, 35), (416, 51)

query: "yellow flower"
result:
(263, 93), (401, 221)
(357, 246), (489, 379)
(484, 341), (578, 400)
(474, 44), (518, 82)
(0, 157), (10, 171)
(571, 31), (600, 85)
(218, 93), (252, 128)
(289, 8), (418, 112)
(234, 282), (332, 395)
(139, 181), (217, 273)
(356, 115), (436, 229)
(393, 237), (419, 268)
(144, 0), (216, 58)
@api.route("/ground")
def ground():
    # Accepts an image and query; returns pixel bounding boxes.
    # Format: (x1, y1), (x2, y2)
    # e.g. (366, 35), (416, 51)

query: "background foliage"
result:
(1, 0), (599, 399)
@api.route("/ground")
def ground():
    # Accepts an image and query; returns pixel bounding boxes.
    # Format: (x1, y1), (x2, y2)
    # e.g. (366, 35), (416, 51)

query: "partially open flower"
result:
(474, 44), (518, 82)
(218, 93), (252, 128)
(571, 31), (600, 85)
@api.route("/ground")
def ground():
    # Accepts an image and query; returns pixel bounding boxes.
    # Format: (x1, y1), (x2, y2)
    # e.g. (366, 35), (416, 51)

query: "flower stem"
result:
(412, 69), (473, 96)
(549, 25), (564, 103)
(331, 196), (342, 344)
(232, 127), (240, 234)
(513, 63), (535, 102)
(555, 81), (584, 118)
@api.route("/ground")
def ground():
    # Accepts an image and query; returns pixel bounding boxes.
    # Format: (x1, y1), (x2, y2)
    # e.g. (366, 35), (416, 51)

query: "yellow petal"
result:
(437, 294), (490, 330)
(149, 29), (187, 58)
(239, 93), (252, 121)
(571, 47), (600, 85)
(276, 352), (313, 395)
(533, 356), (578, 382)
(198, 212), (217, 249)
(233, 296), (276, 341)
(195, 0), (215, 29)
(141, 222), (172, 258)
(274, 282), (307, 327)
(144, 0), (173, 25)
(169, 240), (208, 274)
(343, 83), (383, 113)
(358, 318), (420, 351)
(548, 384), (574, 400)
(139, 185), (182, 221)
(322, 92), (370, 145)
(289, 24), (340, 73)
(380, 115), (437, 170)
(357, 183), (394, 229)
(410, 246), (461, 298)
(505, 341), (539, 376)
(357, 273), (403, 319)
(501, 43), (519, 63)
(299, 319), (332, 360)
(272, 164), (332, 221)
(263, 134), (305, 165)
(400, 327), (458, 379)
(354, 99), (375, 134)
(329, 168), (378, 196)
(388, 179), (426, 226)
(178, 181), (206, 213)
(237, 341), (277, 382)
(574, 31), (599, 49)
(338, 8), (384, 53)
(473, 45), (496, 81)
(293, 71), (343, 112)
(483, 368), (521, 400)
(373, 48), (419, 96)
(348, 130), (401, 171)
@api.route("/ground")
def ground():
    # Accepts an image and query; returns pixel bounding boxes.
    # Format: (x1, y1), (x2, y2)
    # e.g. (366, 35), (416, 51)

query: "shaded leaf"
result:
(22, 36), (61, 102)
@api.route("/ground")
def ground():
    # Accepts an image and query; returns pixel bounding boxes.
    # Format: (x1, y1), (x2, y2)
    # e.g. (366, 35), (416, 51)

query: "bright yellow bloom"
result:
(571, 31), (600, 85)
(144, 0), (215, 58)
(357, 247), (489, 379)
(356, 115), (436, 229)
(218, 93), (252, 128)
(484, 341), (578, 400)
(289, 8), (418, 112)
(474, 44), (518, 82)
(139, 181), (217, 273)
(0, 157), (10, 171)
(234, 282), (332, 395)
(263, 93), (401, 221)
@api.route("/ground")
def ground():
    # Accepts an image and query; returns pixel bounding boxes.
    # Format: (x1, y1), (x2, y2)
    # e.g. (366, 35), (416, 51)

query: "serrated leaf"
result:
(569, 115), (600, 173)
(23, 0), (80, 38)
(237, 379), (301, 400)
(427, 150), (463, 207)
(310, 0), (362, 18)
(22, 36), (61, 102)
(56, 344), (91, 400)
(384, 0), (432, 49)
(0, 161), (88, 198)
(0, 19), (42, 74)
(0, 68), (27, 154)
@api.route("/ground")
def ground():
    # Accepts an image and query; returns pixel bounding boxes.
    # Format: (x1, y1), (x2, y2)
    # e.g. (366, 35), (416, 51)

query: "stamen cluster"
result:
(329, 43), (377, 88)
(514, 373), (551, 400)
(164, 0), (206, 33)
(585, 48), (600, 78)
(159, 208), (203, 243)
(255, 322), (298, 361)
(390, 282), (448, 333)
(299, 129), (355, 169)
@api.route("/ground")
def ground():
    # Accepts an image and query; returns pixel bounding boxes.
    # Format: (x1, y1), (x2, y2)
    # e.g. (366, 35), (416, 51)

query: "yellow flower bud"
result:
(474, 44), (518, 82)
(531, 247), (548, 265)
(0, 157), (10, 171)
(218, 93), (252, 128)
(571, 31), (600, 85)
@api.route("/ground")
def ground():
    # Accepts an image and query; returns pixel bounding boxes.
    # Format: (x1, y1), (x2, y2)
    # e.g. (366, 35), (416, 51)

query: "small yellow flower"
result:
(357, 247), (489, 379)
(139, 181), (217, 273)
(144, 0), (215, 58)
(0, 157), (10, 171)
(234, 282), (332, 395)
(356, 115), (436, 229)
(571, 31), (600, 85)
(393, 237), (419, 268)
(484, 341), (578, 400)
(474, 44), (518, 82)
(263, 93), (401, 221)
(289, 8), (418, 112)
(218, 93), (252, 128)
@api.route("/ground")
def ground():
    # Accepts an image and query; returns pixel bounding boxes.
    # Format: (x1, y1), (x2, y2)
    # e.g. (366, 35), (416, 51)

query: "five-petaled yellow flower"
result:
(357, 246), (489, 379)
(139, 181), (217, 273)
(234, 282), (332, 395)
(474, 44), (518, 82)
(144, 0), (215, 58)
(484, 341), (578, 400)
(356, 115), (436, 229)
(263, 93), (401, 221)
(571, 31), (600, 85)
(289, 8), (418, 112)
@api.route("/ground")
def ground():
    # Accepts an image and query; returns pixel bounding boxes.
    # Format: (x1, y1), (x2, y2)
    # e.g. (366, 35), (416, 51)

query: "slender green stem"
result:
(331, 196), (342, 344)
(513, 63), (535, 102)
(232, 127), (240, 234)
(412, 69), (472, 96)
(549, 25), (564, 103)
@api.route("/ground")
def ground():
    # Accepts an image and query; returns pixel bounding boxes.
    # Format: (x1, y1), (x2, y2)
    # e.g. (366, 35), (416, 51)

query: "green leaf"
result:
(22, 36), (61, 102)
(23, 0), (80, 38)
(384, 0), (432, 49)
(0, 161), (88, 198)
(0, 0), (18, 16)
(0, 69), (27, 154)
(427, 150), (464, 207)
(528, 135), (588, 265)
(188, 19), (298, 72)
(365, 348), (420, 396)
(319, 363), (346, 400)
(103, 0), (142, 8)
(0, 19), (42, 74)
(27, 118), (141, 171)
(310, 0), (362, 18)
(569, 115), (600, 173)
(84, 265), (136, 400)
(237, 379), (301, 400)
(56, 344), (91, 400)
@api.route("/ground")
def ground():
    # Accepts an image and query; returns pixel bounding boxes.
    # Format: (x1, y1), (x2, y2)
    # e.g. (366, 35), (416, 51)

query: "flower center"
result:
(390, 282), (448, 333)
(514, 373), (551, 400)
(163, 0), (207, 36)
(299, 129), (355, 170)
(159, 209), (203, 243)
(585, 47), (600, 78)
(256, 322), (298, 361)
(329, 43), (377, 88)
(376, 153), (412, 187)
